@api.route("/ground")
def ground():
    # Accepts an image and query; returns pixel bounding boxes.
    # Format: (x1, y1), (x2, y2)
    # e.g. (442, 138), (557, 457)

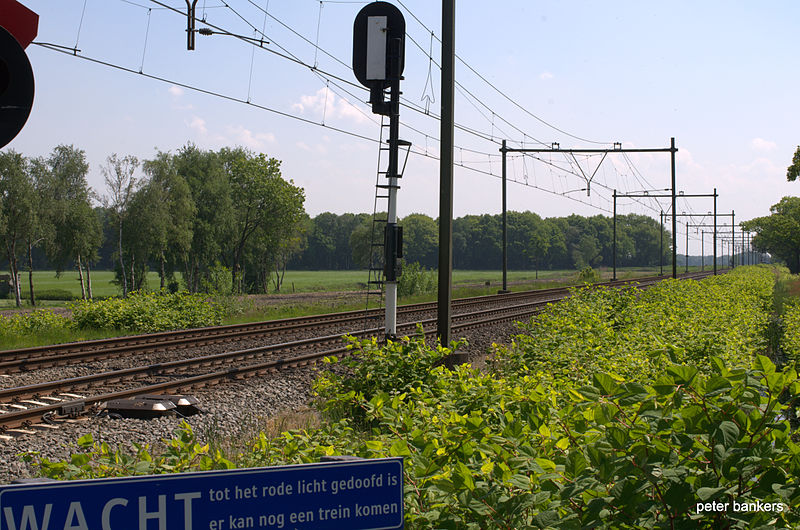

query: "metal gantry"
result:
(500, 139), (679, 284)
(614, 189), (717, 279)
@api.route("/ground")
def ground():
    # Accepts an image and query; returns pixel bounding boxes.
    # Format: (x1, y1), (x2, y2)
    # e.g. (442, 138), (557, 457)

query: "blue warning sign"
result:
(0, 457), (403, 529)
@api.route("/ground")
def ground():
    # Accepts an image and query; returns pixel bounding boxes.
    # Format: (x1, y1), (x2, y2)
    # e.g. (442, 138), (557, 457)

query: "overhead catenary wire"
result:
(74, 0), (89, 51)
(138, 8), (152, 73)
(56, 1), (663, 219)
(34, 42), (378, 144)
(38, 36), (614, 215)
(147, 0), (504, 148)
(191, 0), (572, 155)
(136, 0), (621, 178)
(395, 0), (614, 147)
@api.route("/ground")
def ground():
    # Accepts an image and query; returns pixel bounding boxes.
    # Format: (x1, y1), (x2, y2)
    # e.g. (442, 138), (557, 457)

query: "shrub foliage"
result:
(0, 309), (70, 340)
(26, 267), (800, 528)
(69, 290), (224, 332)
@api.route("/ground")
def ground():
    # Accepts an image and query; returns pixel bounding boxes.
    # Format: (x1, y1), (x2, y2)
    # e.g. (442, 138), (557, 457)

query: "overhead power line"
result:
(49, 1), (659, 218)
(394, 0), (614, 146)
(38, 35), (610, 214)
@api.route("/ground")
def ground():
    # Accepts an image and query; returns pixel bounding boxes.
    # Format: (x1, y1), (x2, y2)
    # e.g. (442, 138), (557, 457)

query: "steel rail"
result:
(0, 277), (653, 372)
(0, 272), (715, 431)
(0, 296), (557, 430)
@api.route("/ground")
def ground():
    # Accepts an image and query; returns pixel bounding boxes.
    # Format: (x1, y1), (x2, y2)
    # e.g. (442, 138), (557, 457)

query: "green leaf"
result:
(576, 385), (601, 401)
(389, 439), (411, 457)
(709, 356), (729, 375)
(535, 458), (556, 472)
(454, 462), (475, 491)
(606, 426), (629, 449)
(593, 373), (619, 395)
(666, 365), (699, 386)
(534, 510), (560, 527)
(565, 451), (588, 478)
(365, 440), (384, 452)
(617, 382), (649, 406)
(697, 486), (726, 501)
(70, 453), (90, 466)
(753, 354), (776, 375)
(704, 375), (732, 396)
(713, 421), (740, 449)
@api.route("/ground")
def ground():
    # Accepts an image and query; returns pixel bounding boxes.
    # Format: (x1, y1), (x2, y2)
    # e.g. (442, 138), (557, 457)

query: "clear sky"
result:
(6, 1), (799, 255)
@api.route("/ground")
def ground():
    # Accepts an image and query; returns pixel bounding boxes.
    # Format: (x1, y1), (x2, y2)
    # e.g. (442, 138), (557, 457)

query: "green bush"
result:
(0, 310), (71, 339)
(397, 261), (436, 297)
(69, 290), (225, 333)
(200, 262), (232, 295)
(39, 350), (800, 528)
(30, 267), (800, 528)
(493, 266), (774, 385)
(26, 422), (234, 478)
(782, 300), (800, 364)
(576, 265), (601, 284)
(313, 329), (456, 424)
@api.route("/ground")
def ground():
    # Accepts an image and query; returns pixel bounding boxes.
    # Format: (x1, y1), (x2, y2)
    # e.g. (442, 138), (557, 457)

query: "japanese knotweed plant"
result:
(25, 421), (235, 479)
(250, 353), (800, 528)
(549, 355), (800, 528)
(781, 300), (800, 364)
(29, 342), (800, 528)
(493, 266), (774, 387)
(312, 327), (461, 425)
(0, 309), (70, 338)
(69, 290), (225, 332)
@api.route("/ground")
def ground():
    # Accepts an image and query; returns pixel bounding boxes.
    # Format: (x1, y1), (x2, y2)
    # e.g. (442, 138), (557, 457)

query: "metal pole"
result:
(701, 231), (704, 271)
(186, 0), (198, 50)
(713, 188), (717, 275)
(744, 232), (747, 265)
(685, 224), (689, 273)
(384, 75), (401, 339)
(501, 140), (508, 292)
(437, 0), (455, 344)
(670, 138), (677, 279)
(731, 210), (735, 269)
(613, 190), (617, 281)
(660, 211), (663, 276)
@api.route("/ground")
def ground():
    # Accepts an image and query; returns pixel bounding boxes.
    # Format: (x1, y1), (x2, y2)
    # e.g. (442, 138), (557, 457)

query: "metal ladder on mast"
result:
(364, 112), (410, 330)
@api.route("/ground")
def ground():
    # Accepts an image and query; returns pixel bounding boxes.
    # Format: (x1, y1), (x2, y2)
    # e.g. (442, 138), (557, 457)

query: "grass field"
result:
(2, 271), (162, 299)
(1, 266), (705, 309)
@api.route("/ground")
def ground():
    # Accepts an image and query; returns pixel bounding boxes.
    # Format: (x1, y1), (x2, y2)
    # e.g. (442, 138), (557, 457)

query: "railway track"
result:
(0, 271), (714, 433)
(0, 274), (677, 373)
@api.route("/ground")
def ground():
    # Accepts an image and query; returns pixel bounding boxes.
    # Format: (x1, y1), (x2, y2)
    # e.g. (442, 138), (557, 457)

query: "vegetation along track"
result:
(0, 272), (714, 432)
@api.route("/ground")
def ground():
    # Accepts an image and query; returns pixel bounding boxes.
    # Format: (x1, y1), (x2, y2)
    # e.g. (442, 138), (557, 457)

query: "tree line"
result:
(2, 143), (675, 307)
(0, 144), (305, 307)
(294, 210), (671, 272)
(741, 148), (800, 274)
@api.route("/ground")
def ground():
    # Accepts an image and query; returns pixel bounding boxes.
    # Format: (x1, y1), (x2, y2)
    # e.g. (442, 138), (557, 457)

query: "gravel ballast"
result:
(0, 320), (519, 484)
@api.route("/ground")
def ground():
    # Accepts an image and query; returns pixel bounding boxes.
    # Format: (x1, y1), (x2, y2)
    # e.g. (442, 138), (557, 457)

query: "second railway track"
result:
(0, 273), (681, 373)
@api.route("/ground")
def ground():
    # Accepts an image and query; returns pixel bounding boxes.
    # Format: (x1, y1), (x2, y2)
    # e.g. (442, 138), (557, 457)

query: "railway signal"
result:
(0, 0), (38, 148)
(353, 2), (407, 339)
